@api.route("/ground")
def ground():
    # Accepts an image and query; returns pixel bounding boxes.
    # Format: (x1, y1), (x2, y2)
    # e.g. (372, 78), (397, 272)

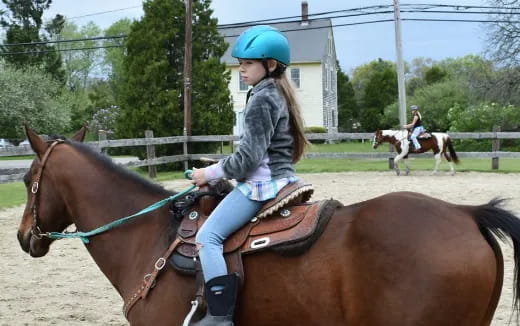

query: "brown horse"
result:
(372, 129), (460, 176)
(16, 126), (520, 326)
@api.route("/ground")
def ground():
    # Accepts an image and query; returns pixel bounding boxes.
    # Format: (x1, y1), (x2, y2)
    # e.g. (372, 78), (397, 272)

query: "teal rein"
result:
(45, 170), (195, 244)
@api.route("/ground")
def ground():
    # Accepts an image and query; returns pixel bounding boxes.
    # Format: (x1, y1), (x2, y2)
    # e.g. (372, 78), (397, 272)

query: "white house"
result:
(218, 1), (338, 136)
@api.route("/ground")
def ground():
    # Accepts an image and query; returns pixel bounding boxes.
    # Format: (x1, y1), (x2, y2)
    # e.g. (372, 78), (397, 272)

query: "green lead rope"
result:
(46, 170), (195, 244)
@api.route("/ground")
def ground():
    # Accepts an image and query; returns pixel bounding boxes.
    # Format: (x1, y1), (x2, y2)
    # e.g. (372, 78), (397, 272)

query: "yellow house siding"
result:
(227, 63), (324, 132)
(293, 63), (323, 128)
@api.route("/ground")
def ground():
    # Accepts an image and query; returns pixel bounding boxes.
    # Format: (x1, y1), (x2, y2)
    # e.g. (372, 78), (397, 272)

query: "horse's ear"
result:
(71, 126), (87, 142)
(24, 124), (48, 158)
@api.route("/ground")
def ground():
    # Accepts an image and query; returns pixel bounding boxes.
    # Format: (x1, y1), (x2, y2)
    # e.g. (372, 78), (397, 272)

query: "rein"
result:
(30, 140), (196, 244)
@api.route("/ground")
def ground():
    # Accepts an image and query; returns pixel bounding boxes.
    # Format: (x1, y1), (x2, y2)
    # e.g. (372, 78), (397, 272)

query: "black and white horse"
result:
(372, 129), (460, 175)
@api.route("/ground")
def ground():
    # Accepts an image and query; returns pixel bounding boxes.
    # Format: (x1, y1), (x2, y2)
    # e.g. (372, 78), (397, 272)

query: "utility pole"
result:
(183, 0), (193, 170)
(393, 0), (407, 127)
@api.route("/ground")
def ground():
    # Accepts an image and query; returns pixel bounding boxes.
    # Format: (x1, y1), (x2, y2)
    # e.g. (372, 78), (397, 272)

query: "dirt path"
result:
(1, 171), (519, 325)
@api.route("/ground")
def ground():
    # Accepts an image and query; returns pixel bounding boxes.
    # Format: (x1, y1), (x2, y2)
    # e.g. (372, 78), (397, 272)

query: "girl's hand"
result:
(191, 167), (208, 186)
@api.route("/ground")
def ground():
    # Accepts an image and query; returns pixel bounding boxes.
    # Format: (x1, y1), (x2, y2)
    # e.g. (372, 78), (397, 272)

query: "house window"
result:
(239, 72), (248, 91)
(325, 64), (329, 91)
(290, 68), (300, 88)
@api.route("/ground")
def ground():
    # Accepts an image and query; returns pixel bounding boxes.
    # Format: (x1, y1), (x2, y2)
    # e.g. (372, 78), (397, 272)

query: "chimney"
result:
(301, 1), (309, 26)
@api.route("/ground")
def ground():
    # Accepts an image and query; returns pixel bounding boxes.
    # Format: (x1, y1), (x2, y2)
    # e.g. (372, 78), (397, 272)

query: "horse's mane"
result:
(57, 137), (173, 197)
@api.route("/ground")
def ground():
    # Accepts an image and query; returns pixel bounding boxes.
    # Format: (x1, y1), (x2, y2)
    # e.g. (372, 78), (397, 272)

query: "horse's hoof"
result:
(395, 170), (400, 176)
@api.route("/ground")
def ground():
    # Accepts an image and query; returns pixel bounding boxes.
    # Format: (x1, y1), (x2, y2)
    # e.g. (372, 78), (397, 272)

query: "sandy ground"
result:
(1, 171), (519, 325)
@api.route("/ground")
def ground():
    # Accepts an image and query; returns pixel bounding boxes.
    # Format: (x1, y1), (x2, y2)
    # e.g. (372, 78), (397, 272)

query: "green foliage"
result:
(59, 21), (103, 91)
(103, 18), (133, 102)
(448, 103), (520, 132)
(305, 126), (327, 133)
(0, 65), (70, 138)
(337, 63), (358, 132)
(351, 59), (395, 103)
(117, 0), (233, 159)
(424, 65), (447, 85)
(0, 0), (65, 83)
(359, 63), (397, 131)
(407, 79), (470, 131)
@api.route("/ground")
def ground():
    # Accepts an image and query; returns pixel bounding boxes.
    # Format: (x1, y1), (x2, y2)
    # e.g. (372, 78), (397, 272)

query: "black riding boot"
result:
(191, 273), (239, 326)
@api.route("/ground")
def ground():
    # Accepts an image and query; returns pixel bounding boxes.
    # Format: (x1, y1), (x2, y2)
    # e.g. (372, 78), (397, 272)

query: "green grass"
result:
(0, 182), (27, 209)
(1, 141), (519, 210)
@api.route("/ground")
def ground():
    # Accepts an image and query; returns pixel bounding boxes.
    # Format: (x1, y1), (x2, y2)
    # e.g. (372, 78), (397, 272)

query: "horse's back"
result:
(239, 191), (499, 325)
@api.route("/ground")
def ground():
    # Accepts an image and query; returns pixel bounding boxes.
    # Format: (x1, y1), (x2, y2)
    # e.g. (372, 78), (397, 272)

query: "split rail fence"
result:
(1, 131), (520, 183)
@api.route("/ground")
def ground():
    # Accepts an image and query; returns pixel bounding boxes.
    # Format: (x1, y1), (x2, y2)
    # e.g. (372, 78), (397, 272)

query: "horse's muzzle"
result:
(17, 229), (50, 257)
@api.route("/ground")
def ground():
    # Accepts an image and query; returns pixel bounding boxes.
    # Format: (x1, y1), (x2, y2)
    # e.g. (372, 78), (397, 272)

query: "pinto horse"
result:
(16, 126), (520, 326)
(372, 129), (460, 176)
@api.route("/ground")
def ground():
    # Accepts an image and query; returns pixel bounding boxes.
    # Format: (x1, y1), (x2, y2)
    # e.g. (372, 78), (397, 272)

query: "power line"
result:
(2, 3), (519, 55)
(67, 5), (142, 20)
(2, 35), (126, 47)
(3, 7), (517, 47)
(0, 44), (123, 56)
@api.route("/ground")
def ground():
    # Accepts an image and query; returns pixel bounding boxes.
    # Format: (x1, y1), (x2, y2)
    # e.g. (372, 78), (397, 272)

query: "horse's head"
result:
(17, 126), (87, 257)
(372, 129), (384, 149)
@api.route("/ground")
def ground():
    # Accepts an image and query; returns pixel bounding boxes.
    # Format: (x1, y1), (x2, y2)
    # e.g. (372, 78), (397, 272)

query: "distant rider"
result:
(403, 105), (424, 152)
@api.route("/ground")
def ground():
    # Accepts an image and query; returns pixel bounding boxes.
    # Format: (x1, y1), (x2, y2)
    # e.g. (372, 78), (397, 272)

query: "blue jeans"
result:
(195, 188), (264, 282)
(411, 126), (425, 149)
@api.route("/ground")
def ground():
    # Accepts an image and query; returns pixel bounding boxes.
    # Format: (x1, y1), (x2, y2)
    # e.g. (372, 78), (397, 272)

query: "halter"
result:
(28, 139), (65, 240)
(27, 139), (199, 243)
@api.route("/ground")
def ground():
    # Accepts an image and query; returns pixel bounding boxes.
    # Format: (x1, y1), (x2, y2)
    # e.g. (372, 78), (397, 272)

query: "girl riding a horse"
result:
(403, 104), (424, 152)
(190, 25), (308, 326)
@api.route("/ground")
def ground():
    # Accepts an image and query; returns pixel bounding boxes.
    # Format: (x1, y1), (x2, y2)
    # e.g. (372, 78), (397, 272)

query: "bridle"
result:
(27, 139), (65, 239)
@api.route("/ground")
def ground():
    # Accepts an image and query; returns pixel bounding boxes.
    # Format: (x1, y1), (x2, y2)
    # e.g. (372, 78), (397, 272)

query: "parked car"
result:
(18, 139), (30, 147)
(0, 138), (14, 149)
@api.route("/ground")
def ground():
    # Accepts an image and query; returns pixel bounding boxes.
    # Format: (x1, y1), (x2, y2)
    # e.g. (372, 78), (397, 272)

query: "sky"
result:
(2, 0), (493, 73)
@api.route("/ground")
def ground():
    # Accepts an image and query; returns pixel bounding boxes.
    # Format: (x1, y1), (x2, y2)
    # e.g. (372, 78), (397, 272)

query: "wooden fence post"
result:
(98, 130), (107, 155)
(492, 126), (500, 170)
(388, 144), (395, 169)
(145, 130), (157, 178)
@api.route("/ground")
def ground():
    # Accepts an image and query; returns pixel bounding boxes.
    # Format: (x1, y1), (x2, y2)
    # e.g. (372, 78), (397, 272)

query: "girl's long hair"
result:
(270, 63), (310, 163)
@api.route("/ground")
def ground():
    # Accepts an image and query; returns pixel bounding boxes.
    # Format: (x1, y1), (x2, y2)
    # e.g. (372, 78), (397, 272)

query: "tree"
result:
(360, 65), (397, 131)
(117, 0), (233, 157)
(59, 21), (103, 91)
(485, 0), (520, 67)
(424, 65), (447, 85)
(336, 64), (358, 132)
(102, 18), (133, 104)
(351, 59), (395, 106)
(0, 0), (65, 82)
(0, 65), (70, 138)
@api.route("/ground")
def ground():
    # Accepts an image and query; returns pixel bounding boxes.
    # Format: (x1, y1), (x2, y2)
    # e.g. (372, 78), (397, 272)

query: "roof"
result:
(218, 18), (333, 65)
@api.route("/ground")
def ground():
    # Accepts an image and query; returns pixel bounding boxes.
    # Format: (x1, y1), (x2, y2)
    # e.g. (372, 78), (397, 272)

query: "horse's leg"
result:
(443, 151), (456, 175)
(431, 153), (441, 175)
(404, 158), (411, 175)
(394, 153), (405, 176)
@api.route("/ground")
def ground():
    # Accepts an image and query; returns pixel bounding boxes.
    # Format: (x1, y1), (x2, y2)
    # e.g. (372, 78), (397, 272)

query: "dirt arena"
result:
(1, 171), (519, 325)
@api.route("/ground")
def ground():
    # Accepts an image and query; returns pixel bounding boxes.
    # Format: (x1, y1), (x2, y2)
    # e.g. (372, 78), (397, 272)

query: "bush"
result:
(305, 126), (327, 133)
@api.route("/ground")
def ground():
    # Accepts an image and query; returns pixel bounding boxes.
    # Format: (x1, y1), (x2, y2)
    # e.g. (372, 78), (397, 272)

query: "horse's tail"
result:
(472, 198), (520, 319)
(446, 137), (460, 164)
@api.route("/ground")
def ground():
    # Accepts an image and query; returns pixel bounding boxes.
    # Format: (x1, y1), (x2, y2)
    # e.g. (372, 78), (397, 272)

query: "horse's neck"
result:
(63, 167), (173, 300)
(384, 130), (406, 144)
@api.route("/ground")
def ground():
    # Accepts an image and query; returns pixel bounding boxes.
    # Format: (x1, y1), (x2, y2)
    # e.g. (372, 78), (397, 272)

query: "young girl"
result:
(190, 25), (308, 325)
(403, 104), (424, 152)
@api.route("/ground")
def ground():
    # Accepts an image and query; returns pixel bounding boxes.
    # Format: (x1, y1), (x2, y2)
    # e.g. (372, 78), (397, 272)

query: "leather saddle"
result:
(169, 180), (339, 277)
(418, 132), (432, 139)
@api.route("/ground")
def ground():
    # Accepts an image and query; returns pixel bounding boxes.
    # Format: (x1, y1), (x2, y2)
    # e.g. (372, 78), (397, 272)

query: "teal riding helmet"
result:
(231, 25), (290, 66)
